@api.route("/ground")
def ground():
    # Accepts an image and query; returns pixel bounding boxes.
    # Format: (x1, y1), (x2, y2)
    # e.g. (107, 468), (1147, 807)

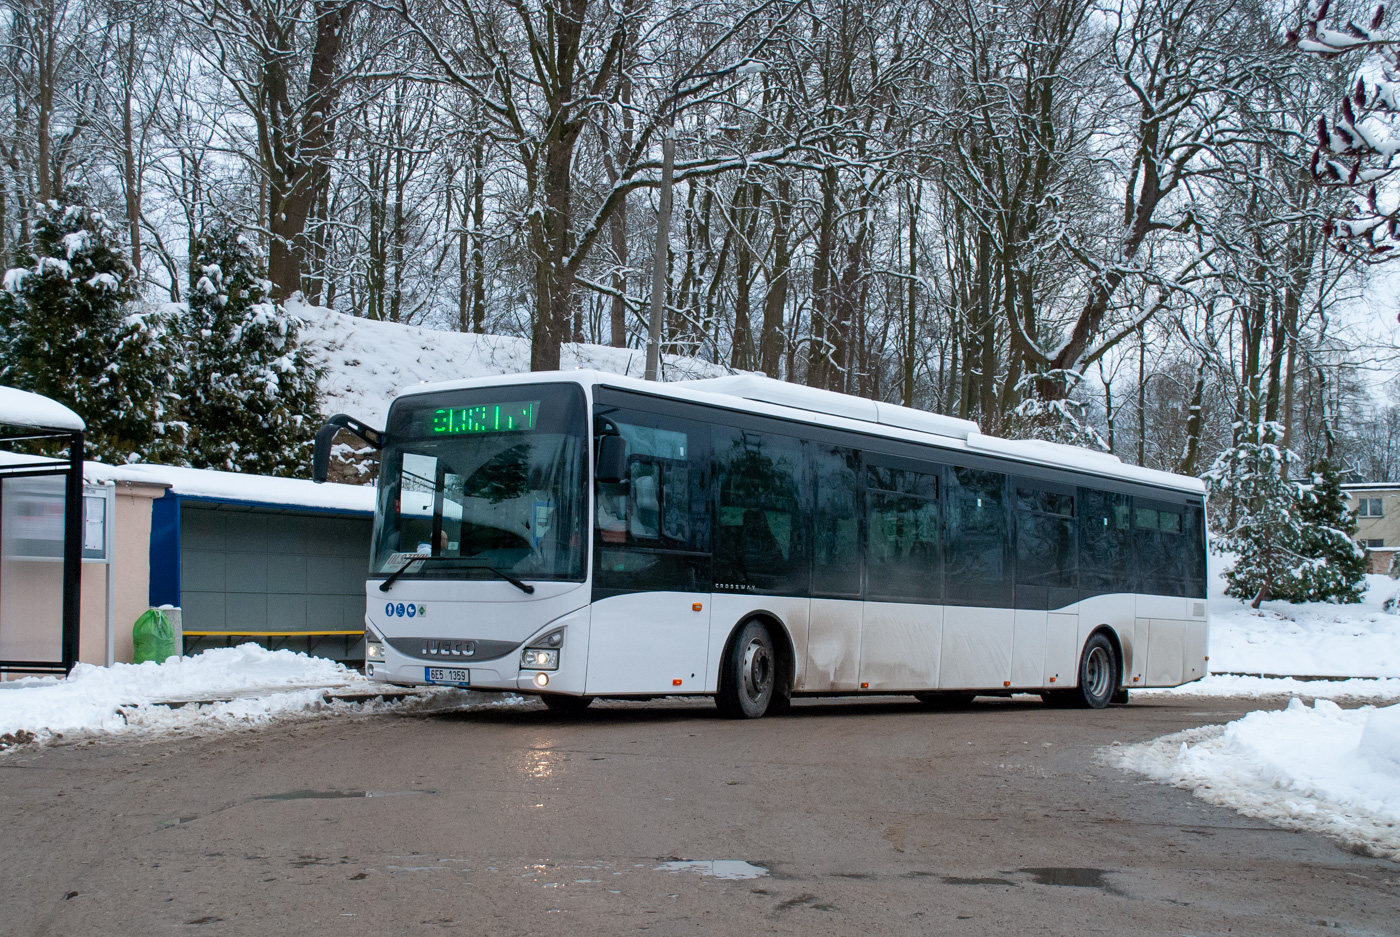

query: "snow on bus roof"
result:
(393, 369), (1205, 495)
(0, 386), (85, 432)
(84, 462), (374, 514)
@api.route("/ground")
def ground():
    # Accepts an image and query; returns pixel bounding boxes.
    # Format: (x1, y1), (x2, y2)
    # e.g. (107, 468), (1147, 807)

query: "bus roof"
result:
(393, 370), (1206, 496)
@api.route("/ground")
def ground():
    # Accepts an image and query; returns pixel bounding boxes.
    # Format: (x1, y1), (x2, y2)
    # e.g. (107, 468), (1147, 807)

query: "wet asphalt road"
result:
(1, 694), (1397, 937)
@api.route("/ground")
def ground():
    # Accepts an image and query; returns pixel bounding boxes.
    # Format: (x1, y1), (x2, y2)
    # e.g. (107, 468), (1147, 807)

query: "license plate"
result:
(425, 667), (470, 686)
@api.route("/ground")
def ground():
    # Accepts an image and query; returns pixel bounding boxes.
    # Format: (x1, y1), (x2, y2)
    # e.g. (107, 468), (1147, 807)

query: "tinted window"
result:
(593, 408), (711, 594)
(1136, 499), (1187, 596)
(714, 429), (807, 594)
(1184, 502), (1207, 598)
(866, 463), (942, 602)
(1015, 484), (1076, 609)
(812, 443), (861, 597)
(945, 467), (1010, 606)
(1080, 489), (1133, 596)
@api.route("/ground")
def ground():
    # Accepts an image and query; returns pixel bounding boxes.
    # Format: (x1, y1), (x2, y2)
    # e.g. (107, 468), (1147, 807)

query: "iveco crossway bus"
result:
(311, 371), (1208, 718)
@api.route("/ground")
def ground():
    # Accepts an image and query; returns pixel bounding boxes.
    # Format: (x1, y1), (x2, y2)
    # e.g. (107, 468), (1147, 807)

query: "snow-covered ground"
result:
(296, 302), (729, 427)
(0, 645), (493, 748)
(1118, 699), (1400, 860)
(1124, 555), (1400, 858)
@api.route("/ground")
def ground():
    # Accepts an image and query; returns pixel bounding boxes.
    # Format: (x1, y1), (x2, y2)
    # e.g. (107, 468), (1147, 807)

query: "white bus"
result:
(312, 371), (1208, 718)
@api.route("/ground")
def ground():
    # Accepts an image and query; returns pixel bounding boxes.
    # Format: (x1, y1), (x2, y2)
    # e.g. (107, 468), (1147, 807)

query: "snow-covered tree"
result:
(177, 219), (323, 476)
(1204, 421), (1310, 608)
(1288, 457), (1367, 603)
(0, 200), (177, 461)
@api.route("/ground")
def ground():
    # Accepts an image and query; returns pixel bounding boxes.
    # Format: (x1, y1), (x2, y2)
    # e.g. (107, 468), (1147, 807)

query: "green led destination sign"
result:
(431, 400), (539, 435)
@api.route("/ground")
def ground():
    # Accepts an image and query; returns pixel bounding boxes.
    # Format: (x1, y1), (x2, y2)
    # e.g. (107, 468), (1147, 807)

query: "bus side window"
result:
(593, 410), (710, 593)
(1014, 484), (1076, 609)
(714, 428), (806, 593)
(1079, 489), (1133, 596)
(811, 443), (861, 597)
(865, 463), (941, 603)
(1184, 503), (1208, 597)
(1134, 500), (1187, 596)
(945, 467), (1010, 606)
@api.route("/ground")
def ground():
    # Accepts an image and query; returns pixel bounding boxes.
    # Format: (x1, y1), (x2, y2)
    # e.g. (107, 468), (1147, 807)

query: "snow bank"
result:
(0, 645), (462, 745)
(295, 302), (730, 428)
(1141, 673), (1400, 700)
(1204, 553), (1400, 679)
(1118, 698), (1400, 860)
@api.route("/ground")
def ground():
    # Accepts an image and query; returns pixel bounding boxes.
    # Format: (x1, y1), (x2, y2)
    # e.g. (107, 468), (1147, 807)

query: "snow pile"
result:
(1118, 698), (1400, 860)
(1204, 571), (1400, 679)
(1148, 673), (1400, 700)
(295, 302), (731, 427)
(0, 645), (458, 745)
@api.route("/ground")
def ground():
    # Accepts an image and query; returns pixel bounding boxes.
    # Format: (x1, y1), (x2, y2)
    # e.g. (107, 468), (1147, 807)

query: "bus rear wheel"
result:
(1067, 633), (1119, 709)
(541, 694), (594, 714)
(716, 620), (775, 719)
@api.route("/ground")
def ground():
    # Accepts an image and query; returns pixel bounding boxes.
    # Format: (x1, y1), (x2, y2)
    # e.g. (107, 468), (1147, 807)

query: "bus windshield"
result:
(371, 384), (588, 582)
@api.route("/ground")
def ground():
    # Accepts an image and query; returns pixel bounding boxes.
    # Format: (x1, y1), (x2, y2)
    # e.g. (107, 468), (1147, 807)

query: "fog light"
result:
(535, 672), (549, 687)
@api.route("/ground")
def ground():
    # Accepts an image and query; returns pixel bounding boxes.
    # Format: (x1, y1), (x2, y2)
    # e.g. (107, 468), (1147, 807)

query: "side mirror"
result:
(312, 413), (385, 484)
(596, 434), (627, 483)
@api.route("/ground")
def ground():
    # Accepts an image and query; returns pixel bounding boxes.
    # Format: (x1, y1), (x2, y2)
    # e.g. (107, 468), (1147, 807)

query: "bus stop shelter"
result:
(0, 387), (85, 675)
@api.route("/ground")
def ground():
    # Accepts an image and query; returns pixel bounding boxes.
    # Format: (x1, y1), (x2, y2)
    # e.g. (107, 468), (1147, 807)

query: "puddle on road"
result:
(1021, 867), (1112, 889)
(655, 860), (770, 880)
(255, 789), (436, 801)
(942, 875), (1016, 886)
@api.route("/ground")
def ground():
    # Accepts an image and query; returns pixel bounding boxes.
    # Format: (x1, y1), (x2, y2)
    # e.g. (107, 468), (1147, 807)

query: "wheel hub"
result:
(741, 639), (772, 702)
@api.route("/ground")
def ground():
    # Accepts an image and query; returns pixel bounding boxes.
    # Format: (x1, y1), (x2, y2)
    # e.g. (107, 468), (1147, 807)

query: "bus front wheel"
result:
(716, 620), (776, 719)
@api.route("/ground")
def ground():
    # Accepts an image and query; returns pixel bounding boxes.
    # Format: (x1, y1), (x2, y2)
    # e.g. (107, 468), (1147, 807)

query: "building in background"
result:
(1342, 483), (1400, 574)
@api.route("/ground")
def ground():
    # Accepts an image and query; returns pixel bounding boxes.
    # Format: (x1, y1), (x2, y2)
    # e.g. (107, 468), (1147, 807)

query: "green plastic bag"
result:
(132, 608), (178, 664)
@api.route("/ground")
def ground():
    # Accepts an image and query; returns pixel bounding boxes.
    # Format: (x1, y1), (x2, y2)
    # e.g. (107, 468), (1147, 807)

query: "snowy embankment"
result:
(0, 645), (481, 748)
(1125, 556), (1400, 857)
(1118, 699), (1400, 860)
(294, 302), (729, 427)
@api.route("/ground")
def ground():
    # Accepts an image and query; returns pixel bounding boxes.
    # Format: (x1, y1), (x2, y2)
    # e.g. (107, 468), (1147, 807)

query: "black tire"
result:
(1069, 632), (1119, 709)
(540, 694), (594, 714)
(914, 692), (976, 709)
(716, 620), (776, 719)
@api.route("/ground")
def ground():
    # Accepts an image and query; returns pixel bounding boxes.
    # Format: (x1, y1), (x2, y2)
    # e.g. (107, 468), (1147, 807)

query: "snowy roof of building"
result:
(0, 386), (84, 432)
(85, 462), (374, 514)
(394, 369), (1206, 496)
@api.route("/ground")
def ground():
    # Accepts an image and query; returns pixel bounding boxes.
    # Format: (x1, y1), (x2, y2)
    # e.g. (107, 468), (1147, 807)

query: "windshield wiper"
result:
(378, 555), (535, 595)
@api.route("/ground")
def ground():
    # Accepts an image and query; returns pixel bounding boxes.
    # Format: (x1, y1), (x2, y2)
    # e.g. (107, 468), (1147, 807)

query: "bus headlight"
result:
(521, 648), (559, 670)
(365, 625), (386, 660)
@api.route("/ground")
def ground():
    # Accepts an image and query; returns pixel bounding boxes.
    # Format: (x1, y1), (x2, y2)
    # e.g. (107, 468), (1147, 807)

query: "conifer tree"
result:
(177, 218), (322, 476)
(1288, 458), (1367, 603)
(0, 200), (177, 461)
(1204, 421), (1309, 608)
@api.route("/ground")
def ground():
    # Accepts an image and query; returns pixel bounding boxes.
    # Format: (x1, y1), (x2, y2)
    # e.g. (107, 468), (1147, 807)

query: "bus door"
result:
(940, 466), (1014, 690)
(807, 443), (863, 691)
(859, 458), (943, 691)
(711, 428), (810, 690)
(1013, 481), (1079, 689)
(588, 408), (712, 695)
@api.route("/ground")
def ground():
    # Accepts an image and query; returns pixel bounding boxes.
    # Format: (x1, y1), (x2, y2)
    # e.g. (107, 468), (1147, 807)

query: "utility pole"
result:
(643, 126), (674, 381)
(644, 60), (766, 381)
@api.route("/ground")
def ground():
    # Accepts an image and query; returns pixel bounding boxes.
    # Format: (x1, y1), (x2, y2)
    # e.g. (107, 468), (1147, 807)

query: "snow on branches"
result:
(1290, 0), (1400, 264)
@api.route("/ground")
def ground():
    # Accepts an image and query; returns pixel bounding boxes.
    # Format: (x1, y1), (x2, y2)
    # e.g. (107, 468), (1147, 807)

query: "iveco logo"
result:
(422, 639), (475, 657)
(384, 602), (426, 618)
